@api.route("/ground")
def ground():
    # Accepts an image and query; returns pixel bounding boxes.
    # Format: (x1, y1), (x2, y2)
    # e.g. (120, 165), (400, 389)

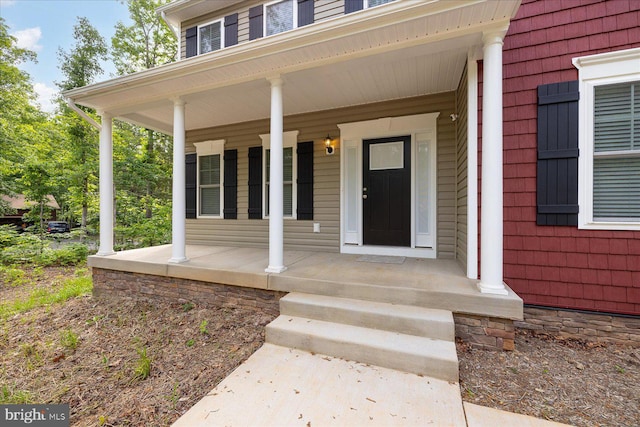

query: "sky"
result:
(1, 0), (132, 113)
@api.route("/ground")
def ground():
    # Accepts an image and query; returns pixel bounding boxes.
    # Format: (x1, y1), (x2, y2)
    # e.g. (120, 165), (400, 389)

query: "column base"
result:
(96, 250), (116, 257)
(265, 265), (287, 274)
(168, 257), (189, 264)
(477, 281), (509, 295)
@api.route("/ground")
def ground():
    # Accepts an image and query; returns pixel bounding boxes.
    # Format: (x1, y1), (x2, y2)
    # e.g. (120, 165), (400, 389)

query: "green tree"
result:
(56, 17), (108, 229)
(111, 0), (175, 219)
(0, 17), (42, 215)
(111, 0), (176, 74)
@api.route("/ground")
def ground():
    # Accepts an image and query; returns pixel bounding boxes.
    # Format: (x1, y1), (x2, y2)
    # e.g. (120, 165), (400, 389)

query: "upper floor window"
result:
(185, 14), (238, 58)
(574, 48), (640, 230)
(367, 0), (394, 7)
(265, 0), (297, 36)
(346, 0), (396, 14)
(198, 20), (223, 54)
(249, 0), (314, 41)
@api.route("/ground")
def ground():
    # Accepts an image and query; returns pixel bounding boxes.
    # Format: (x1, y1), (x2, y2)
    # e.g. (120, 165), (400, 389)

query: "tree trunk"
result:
(145, 128), (154, 218)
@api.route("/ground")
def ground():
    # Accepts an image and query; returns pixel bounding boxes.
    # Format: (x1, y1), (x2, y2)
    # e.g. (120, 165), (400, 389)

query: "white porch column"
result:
(265, 77), (286, 273)
(479, 31), (508, 295)
(97, 112), (115, 256)
(169, 98), (188, 263)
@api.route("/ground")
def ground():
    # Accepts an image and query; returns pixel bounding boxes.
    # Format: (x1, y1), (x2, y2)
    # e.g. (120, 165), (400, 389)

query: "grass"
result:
(60, 328), (79, 351)
(133, 347), (152, 381)
(0, 384), (33, 404)
(199, 319), (209, 335)
(0, 275), (92, 319)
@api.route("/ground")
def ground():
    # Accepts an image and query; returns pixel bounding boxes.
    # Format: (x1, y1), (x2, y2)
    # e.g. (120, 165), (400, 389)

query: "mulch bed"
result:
(1, 293), (275, 426)
(457, 329), (640, 427)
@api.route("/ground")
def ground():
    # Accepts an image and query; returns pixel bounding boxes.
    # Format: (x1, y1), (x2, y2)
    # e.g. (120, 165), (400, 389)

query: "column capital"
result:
(482, 29), (508, 47)
(171, 96), (186, 106)
(267, 75), (283, 87)
(97, 110), (112, 119)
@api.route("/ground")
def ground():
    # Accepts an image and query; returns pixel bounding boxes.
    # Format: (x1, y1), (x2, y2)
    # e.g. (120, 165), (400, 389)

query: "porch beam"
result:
(169, 98), (188, 263)
(97, 111), (115, 256)
(478, 30), (508, 295)
(265, 77), (286, 273)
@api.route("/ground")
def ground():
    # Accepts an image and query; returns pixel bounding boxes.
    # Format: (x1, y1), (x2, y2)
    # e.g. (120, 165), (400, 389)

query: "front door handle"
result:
(363, 194), (368, 199)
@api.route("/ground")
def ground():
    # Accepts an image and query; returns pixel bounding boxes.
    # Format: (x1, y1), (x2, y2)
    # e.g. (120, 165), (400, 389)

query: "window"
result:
(574, 48), (640, 230)
(265, 0), (297, 36)
(199, 155), (221, 215)
(266, 147), (294, 216)
(367, 0), (394, 7)
(260, 131), (299, 218)
(346, 0), (396, 14)
(198, 20), (223, 54)
(194, 140), (225, 218)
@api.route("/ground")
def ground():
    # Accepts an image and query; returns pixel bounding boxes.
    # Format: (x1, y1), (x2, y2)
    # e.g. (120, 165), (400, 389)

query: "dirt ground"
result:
(2, 267), (639, 426)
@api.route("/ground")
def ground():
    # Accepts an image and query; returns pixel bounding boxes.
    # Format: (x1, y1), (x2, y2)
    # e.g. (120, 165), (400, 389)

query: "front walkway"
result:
(171, 343), (569, 427)
(88, 244), (522, 320)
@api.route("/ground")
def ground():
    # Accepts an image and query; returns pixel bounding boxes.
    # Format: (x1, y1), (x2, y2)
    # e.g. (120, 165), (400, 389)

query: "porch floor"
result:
(88, 244), (522, 320)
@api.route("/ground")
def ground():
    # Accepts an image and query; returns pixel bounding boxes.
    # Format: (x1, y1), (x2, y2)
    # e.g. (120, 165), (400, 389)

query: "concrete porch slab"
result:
(171, 343), (467, 426)
(88, 244), (523, 320)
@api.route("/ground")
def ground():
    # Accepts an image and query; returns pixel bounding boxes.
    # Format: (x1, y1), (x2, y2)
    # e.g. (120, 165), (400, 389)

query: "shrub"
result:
(0, 225), (19, 248)
(36, 243), (88, 266)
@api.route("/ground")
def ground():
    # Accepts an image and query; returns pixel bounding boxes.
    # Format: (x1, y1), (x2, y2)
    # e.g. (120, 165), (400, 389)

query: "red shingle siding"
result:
(498, 0), (640, 315)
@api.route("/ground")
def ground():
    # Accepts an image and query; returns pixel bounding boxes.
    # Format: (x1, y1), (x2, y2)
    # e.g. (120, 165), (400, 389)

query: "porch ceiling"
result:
(64, 0), (521, 134)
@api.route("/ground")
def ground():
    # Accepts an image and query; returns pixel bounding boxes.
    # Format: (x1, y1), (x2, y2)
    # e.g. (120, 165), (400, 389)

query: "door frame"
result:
(338, 112), (439, 258)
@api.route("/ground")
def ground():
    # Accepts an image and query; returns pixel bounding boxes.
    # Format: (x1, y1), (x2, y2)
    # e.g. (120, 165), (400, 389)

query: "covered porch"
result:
(66, 0), (523, 299)
(88, 245), (522, 321)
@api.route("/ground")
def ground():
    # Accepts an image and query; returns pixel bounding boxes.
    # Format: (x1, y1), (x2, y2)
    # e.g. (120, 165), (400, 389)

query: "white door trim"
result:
(338, 112), (439, 258)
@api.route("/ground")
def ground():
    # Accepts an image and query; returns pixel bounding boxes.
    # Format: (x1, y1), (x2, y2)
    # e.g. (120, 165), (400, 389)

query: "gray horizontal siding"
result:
(186, 92), (458, 257)
(456, 65), (468, 270)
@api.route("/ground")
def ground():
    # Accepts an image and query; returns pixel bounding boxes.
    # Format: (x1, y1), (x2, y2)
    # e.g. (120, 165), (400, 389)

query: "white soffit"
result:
(66, 0), (520, 133)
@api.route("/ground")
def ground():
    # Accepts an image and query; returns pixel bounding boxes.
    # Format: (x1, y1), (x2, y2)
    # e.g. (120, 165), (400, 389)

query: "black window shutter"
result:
(298, 0), (314, 27)
(248, 146), (263, 219)
(297, 141), (314, 220)
(223, 149), (237, 219)
(186, 153), (197, 218)
(224, 13), (238, 47)
(249, 5), (263, 40)
(537, 81), (580, 226)
(345, 0), (364, 14)
(185, 26), (197, 58)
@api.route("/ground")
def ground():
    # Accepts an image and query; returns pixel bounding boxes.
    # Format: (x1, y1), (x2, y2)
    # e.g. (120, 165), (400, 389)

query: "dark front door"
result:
(363, 136), (411, 246)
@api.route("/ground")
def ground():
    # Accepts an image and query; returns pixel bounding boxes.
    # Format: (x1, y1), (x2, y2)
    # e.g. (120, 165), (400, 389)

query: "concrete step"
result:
(265, 315), (459, 382)
(279, 292), (454, 341)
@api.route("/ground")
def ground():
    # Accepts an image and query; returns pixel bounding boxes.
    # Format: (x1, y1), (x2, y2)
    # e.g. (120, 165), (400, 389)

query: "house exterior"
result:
(65, 0), (640, 344)
(0, 194), (60, 228)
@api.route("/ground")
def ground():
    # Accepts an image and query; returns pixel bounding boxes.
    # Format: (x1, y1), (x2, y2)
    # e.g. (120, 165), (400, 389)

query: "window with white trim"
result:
(194, 140), (224, 217)
(198, 20), (223, 54)
(574, 48), (640, 230)
(265, 0), (297, 36)
(260, 131), (299, 218)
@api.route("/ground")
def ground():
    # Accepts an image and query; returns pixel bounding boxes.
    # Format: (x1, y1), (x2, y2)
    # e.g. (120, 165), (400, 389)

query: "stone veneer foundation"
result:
(516, 306), (640, 346)
(92, 268), (285, 318)
(454, 314), (516, 351)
